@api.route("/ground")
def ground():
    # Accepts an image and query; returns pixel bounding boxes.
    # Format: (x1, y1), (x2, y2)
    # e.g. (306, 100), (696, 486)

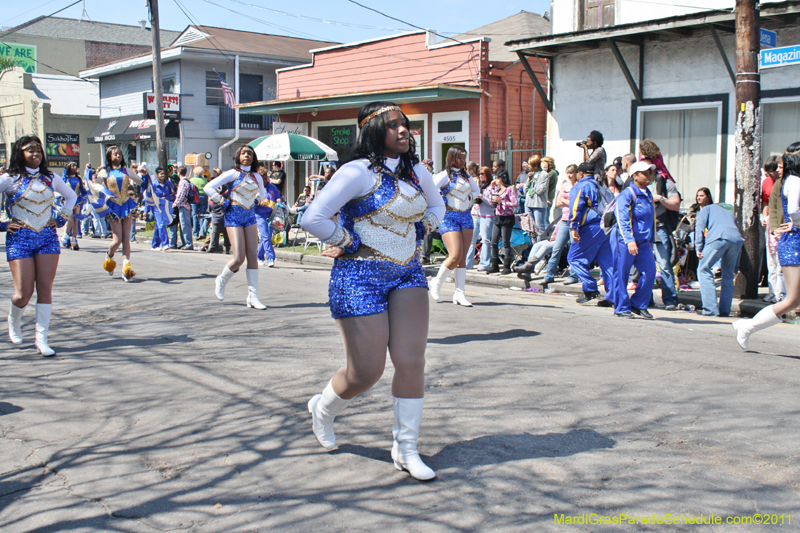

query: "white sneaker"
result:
(258, 260), (266, 267)
(267, 260), (275, 268)
(534, 259), (547, 274)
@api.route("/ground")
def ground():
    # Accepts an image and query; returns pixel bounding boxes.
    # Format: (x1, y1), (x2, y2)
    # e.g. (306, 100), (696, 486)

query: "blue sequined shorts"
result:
(439, 209), (474, 235)
(777, 229), (800, 266)
(6, 227), (61, 261)
(225, 205), (257, 227)
(329, 255), (428, 319)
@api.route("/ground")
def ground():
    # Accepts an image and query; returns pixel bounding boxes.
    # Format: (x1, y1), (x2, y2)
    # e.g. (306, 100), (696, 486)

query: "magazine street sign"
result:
(759, 44), (800, 69)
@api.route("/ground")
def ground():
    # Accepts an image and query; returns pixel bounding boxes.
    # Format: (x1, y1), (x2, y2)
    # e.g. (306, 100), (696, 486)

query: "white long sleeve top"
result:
(301, 157), (445, 242)
(203, 166), (266, 201)
(432, 169), (480, 210)
(784, 174), (800, 225)
(0, 166), (77, 213)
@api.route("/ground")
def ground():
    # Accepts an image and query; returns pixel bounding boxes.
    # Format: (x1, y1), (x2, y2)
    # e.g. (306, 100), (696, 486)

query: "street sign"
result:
(759, 44), (800, 69)
(760, 28), (777, 49)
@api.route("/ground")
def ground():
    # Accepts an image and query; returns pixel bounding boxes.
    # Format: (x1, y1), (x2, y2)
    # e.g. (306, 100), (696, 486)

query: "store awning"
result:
(236, 84), (485, 116)
(88, 115), (179, 143)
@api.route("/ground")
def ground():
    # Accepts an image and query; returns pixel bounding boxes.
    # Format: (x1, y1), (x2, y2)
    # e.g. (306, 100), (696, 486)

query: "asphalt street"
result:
(1, 238), (798, 532)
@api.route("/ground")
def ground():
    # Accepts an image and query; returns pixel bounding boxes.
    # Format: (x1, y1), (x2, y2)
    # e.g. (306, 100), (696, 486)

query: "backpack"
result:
(587, 179), (613, 217)
(655, 175), (681, 233)
(185, 181), (199, 205)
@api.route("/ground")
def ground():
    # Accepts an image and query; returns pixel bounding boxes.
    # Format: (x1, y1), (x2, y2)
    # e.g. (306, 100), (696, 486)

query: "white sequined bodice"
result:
(230, 174), (259, 209)
(11, 177), (55, 232)
(353, 180), (427, 264)
(446, 177), (474, 211)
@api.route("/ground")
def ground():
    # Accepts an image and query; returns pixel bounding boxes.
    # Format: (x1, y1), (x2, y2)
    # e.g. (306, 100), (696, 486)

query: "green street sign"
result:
(0, 42), (37, 73)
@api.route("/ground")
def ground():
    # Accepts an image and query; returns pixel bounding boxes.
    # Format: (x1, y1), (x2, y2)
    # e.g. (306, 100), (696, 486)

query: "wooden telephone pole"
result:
(733, 0), (761, 299)
(148, 0), (168, 170)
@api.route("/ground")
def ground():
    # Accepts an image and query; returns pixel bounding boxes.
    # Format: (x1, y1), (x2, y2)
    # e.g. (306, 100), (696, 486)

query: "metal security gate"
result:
(484, 134), (545, 175)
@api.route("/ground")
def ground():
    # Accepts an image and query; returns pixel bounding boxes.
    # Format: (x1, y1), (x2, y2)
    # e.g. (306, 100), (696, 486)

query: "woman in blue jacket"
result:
(612, 161), (657, 319)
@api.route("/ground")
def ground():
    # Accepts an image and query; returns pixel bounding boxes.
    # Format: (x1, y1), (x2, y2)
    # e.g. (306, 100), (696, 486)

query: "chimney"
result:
(139, 20), (147, 30)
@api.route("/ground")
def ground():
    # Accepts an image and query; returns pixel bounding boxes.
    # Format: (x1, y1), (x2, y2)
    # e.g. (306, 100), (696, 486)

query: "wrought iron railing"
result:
(218, 106), (273, 131)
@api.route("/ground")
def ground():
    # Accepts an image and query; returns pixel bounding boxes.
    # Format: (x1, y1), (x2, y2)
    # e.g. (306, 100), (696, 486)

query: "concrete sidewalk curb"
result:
(274, 249), (769, 317)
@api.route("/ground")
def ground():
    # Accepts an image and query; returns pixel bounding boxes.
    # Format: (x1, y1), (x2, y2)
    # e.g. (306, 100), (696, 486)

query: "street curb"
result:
(274, 250), (769, 317)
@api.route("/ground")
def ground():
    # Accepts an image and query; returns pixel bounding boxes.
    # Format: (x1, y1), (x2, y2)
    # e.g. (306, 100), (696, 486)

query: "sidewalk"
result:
(273, 249), (774, 318)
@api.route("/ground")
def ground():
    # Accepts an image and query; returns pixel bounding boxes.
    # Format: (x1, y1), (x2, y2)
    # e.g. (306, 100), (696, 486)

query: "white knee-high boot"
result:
(391, 397), (436, 481)
(8, 302), (25, 344)
(245, 269), (267, 310)
(452, 268), (472, 307)
(732, 306), (782, 350)
(308, 381), (352, 450)
(215, 265), (236, 301)
(35, 303), (55, 357)
(429, 265), (452, 302)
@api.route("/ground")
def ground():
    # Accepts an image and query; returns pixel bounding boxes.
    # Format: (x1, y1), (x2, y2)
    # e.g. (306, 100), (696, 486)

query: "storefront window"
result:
(140, 139), (178, 169)
(640, 106), (718, 204)
(316, 124), (357, 164)
(763, 100), (800, 158)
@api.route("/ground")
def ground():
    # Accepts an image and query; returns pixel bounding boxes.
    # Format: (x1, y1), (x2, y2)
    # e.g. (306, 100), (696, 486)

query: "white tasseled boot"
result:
(732, 306), (782, 350)
(452, 268), (472, 307)
(307, 381), (352, 450)
(429, 265), (452, 302)
(215, 265), (236, 301)
(8, 302), (25, 344)
(35, 303), (55, 357)
(391, 397), (436, 481)
(245, 269), (267, 310)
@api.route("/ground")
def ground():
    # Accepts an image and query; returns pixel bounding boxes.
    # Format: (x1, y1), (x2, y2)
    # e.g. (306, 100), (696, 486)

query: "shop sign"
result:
(143, 92), (181, 119)
(273, 122), (307, 135)
(0, 42), (36, 73)
(45, 133), (80, 166)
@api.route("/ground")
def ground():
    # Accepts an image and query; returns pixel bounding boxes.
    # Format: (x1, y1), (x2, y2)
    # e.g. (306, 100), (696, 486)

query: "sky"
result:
(2, 0), (552, 44)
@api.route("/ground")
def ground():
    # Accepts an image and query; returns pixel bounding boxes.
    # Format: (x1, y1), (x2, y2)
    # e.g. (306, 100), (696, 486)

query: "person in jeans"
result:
(523, 155), (549, 241)
(206, 184), (230, 254)
(169, 166), (193, 250)
(190, 166), (209, 239)
(695, 198), (743, 317)
(761, 155), (784, 303)
(541, 164), (580, 287)
(486, 167), (518, 274)
(466, 166), (493, 271)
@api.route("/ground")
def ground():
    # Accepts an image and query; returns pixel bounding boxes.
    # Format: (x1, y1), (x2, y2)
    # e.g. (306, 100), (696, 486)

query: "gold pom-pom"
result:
(103, 257), (117, 274)
(122, 263), (136, 280)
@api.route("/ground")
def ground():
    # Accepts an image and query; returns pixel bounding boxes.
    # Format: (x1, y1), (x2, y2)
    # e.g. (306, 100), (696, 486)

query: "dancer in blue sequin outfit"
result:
(59, 163), (88, 251)
(204, 145), (270, 309)
(301, 102), (445, 481)
(1, 135), (77, 356)
(733, 141), (800, 350)
(429, 146), (479, 306)
(87, 146), (143, 282)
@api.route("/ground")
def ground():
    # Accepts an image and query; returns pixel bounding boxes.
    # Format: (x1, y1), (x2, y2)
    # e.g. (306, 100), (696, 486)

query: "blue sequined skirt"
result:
(6, 227), (61, 261)
(104, 198), (138, 221)
(439, 209), (474, 234)
(329, 255), (428, 318)
(777, 228), (800, 266)
(225, 205), (257, 227)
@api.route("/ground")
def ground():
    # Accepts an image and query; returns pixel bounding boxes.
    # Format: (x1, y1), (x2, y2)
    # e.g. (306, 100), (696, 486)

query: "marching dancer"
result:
(301, 102), (445, 480)
(203, 145), (269, 309)
(1, 135), (77, 356)
(88, 146), (142, 281)
(429, 146), (479, 306)
(142, 166), (175, 251)
(60, 162), (88, 250)
(733, 141), (800, 349)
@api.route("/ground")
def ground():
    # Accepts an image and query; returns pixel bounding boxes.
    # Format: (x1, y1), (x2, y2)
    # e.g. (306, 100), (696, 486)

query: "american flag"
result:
(217, 72), (235, 109)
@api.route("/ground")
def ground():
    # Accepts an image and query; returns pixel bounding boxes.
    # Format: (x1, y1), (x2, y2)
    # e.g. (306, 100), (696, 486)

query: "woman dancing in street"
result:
(1, 135), (77, 356)
(60, 162), (88, 250)
(733, 141), (800, 349)
(204, 145), (269, 309)
(301, 102), (445, 480)
(429, 146), (479, 306)
(88, 146), (142, 281)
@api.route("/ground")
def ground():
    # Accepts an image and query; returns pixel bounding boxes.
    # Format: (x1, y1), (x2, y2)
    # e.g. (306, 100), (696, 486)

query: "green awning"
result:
(237, 84), (483, 116)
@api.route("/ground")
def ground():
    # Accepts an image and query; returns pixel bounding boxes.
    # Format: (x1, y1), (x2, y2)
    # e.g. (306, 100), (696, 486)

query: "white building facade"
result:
(517, 1), (800, 203)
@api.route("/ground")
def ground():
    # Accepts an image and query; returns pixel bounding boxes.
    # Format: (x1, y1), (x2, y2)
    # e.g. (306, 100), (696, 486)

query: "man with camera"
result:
(578, 130), (606, 181)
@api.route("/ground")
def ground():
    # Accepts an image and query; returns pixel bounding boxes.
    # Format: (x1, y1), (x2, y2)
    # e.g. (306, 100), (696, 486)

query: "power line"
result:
(224, 0), (404, 32)
(0, 0), (82, 39)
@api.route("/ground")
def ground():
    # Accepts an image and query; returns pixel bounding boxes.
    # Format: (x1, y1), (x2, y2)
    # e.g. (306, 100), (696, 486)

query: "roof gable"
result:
(5, 16), (180, 46)
(453, 10), (550, 61)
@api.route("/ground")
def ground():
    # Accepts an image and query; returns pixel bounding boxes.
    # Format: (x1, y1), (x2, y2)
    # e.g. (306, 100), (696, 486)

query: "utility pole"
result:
(733, 0), (761, 299)
(148, 0), (168, 170)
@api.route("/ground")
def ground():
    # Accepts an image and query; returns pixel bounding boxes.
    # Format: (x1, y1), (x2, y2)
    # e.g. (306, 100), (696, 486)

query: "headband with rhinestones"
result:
(21, 142), (42, 151)
(359, 106), (401, 129)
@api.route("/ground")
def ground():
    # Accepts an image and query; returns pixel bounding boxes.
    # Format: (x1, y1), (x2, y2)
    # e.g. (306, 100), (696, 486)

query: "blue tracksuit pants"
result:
(567, 222), (614, 298)
(256, 213), (275, 262)
(151, 208), (171, 249)
(613, 237), (656, 314)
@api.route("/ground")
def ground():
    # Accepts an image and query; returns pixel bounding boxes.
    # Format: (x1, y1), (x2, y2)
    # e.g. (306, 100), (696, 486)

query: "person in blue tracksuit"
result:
(567, 161), (615, 305)
(611, 161), (657, 319)
(254, 165), (283, 267)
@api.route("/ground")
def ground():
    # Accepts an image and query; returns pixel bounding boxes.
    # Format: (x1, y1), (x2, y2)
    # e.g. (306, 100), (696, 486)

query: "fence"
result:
(219, 106), (274, 131)
(484, 134), (545, 175)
